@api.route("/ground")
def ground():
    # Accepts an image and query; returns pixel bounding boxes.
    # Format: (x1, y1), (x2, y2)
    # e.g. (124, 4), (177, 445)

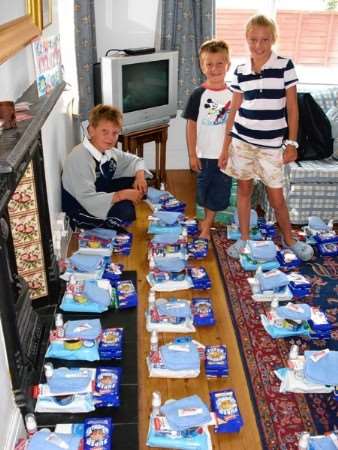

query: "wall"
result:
(0, 0), (77, 446)
(94, 0), (189, 170)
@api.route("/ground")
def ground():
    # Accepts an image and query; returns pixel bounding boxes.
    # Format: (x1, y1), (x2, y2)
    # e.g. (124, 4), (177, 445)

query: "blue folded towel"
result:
(154, 256), (186, 273)
(234, 209), (258, 227)
(304, 350), (338, 386)
(154, 211), (182, 225)
(160, 342), (200, 371)
(147, 187), (170, 203)
(257, 269), (289, 291)
(160, 395), (211, 431)
(309, 436), (338, 450)
(157, 299), (191, 318)
(148, 224), (183, 235)
(47, 368), (92, 394)
(308, 216), (329, 231)
(261, 315), (310, 338)
(83, 280), (111, 307)
(152, 233), (181, 244)
(60, 295), (107, 313)
(276, 303), (311, 321)
(27, 430), (81, 450)
(64, 318), (101, 340)
(69, 253), (103, 272)
(84, 228), (117, 240)
(248, 240), (277, 261)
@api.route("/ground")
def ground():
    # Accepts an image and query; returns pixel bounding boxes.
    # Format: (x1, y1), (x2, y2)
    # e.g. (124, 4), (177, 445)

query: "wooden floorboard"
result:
(112, 169), (262, 450)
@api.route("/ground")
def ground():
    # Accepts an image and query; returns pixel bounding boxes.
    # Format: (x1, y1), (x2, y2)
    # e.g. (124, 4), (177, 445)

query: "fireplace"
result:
(0, 81), (65, 412)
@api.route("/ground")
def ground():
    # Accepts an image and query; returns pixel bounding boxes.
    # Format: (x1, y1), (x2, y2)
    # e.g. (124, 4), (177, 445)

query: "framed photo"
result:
(26, 0), (52, 30)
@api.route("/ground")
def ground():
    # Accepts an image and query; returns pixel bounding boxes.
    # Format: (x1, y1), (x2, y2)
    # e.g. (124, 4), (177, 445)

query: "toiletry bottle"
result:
(55, 313), (65, 338)
(148, 289), (156, 308)
(149, 256), (155, 270)
(44, 362), (54, 380)
(160, 182), (166, 191)
(150, 330), (159, 353)
(152, 391), (162, 416)
(25, 413), (38, 437)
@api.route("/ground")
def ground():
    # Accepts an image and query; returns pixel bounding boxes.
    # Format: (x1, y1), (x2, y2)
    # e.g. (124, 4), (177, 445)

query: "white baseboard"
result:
(4, 409), (25, 450)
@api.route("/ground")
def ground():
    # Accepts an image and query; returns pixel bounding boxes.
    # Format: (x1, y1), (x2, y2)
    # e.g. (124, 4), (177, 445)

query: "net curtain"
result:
(160, 0), (215, 109)
(74, 0), (98, 121)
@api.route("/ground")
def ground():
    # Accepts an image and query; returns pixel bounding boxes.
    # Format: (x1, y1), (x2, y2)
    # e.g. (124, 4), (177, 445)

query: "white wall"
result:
(94, 0), (189, 170)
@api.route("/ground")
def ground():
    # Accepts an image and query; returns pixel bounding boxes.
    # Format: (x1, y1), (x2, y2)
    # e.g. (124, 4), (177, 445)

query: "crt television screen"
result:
(122, 60), (169, 113)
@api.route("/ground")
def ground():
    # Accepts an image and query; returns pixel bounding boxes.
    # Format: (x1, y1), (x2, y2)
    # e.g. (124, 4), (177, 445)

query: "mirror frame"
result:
(0, 1), (41, 65)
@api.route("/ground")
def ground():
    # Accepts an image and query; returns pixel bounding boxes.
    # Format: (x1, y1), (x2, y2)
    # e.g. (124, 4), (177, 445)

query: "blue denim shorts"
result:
(197, 158), (232, 211)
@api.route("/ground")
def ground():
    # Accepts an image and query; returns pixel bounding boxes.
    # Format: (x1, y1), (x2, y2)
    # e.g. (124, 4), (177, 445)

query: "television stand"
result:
(118, 123), (169, 186)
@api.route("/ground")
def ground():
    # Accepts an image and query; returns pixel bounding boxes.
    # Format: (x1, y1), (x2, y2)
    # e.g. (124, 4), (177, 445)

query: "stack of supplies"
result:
(147, 336), (202, 378)
(26, 429), (82, 450)
(304, 216), (338, 256)
(61, 253), (105, 281)
(46, 318), (102, 361)
(145, 186), (174, 210)
(188, 267), (212, 290)
(248, 267), (293, 302)
(94, 367), (121, 408)
(60, 278), (113, 313)
(99, 327), (124, 360)
(147, 269), (193, 291)
(148, 211), (184, 235)
(149, 241), (187, 261)
(160, 197), (186, 213)
(209, 389), (243, 433)
(146, 298), (195, 333)
(147, 394), (213, 450)
(116, 280), (137, 309)
(257, 218), (278, 239)
(261, 301), (311, 338)
(205, 345), (229, 378)
(78, 228), (116, 256)
(83, 417), (113, 450)
(240, 240), (279, 271)
(152, 255), (187, 273)
(308, 307), (332, 340)
(227, 209), (262, 241)
(112, 232), (133, 255)
(188, 238), (209, 259)
(191, 298), (216, 327)
(275, 348), (337, 394)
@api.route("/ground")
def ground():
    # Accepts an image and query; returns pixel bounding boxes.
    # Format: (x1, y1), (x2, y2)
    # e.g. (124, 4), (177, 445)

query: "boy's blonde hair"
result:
(89, 104), (123, 128)
(199, 39), (230, 61)
(246, 14), (278, 43)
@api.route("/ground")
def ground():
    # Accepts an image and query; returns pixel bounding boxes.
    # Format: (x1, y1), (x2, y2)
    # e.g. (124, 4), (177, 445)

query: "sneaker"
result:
(282, 238), (314, 262)
(227, 239), (247, 259)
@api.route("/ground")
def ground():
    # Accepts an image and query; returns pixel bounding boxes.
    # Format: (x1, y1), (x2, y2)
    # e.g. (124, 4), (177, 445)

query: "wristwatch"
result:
(284, 139), (299, 149)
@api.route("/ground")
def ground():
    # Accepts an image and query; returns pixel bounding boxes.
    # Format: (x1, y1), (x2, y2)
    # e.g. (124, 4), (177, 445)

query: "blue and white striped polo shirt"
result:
(231, 51), (298, 149)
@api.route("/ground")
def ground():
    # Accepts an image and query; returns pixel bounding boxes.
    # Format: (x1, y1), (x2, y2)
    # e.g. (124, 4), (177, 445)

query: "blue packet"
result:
(188, 239), (208, 259)
(205, 345), (229, 378)
(317, 242), (338, 257)
(46, 341), (100, 361)
(188, 267), (212, 290)
(102, 262), (123, 283)
(276, 249), (301, 270)
(27, 429), (81, 450)
(191, 298), (215, 326)
(313, 230), (338, 244)
(287, 273), (311, 298)
(94, 367), (121, 408)
(99, 328), (124, 360)
(210, 389), (243, 433)
(181, 219), (199, 236)
(112, 233), (133, 255)
(116, 280), (137, 309)
(83, 417), (113, 450)
(161, 198), (186, 213)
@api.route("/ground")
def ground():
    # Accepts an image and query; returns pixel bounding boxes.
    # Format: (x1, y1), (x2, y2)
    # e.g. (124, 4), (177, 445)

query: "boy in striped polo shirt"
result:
(219, 14), (313, 261)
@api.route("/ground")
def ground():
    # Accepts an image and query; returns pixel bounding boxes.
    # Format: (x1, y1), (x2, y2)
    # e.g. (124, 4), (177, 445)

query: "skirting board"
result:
(4, 409), (25, 450)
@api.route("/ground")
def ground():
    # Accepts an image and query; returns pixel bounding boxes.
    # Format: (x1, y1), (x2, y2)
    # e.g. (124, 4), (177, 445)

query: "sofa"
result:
(257, 86), (338, 225)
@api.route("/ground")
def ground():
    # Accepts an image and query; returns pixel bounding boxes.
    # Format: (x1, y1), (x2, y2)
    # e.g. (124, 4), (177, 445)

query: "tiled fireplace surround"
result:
(0, 81), (65, 413)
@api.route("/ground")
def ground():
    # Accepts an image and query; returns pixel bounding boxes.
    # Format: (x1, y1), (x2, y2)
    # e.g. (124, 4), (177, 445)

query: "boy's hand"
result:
(133, 171), (148, 194)
(218, 150), (229, 170)
(283, 145), (298, 164)
(114, 189), (143, 205)
(189, 154), (201, 172)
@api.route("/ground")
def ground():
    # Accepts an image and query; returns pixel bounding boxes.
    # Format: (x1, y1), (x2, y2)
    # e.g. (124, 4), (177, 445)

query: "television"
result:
(100, 51), (178, 133)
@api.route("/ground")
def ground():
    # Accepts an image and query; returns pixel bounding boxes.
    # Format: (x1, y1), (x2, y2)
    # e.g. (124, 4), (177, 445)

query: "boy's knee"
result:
(270, 197), (286, 210)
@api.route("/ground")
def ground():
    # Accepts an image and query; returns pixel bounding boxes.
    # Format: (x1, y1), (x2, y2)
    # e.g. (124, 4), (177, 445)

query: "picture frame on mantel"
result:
(27, 0), (53, 30)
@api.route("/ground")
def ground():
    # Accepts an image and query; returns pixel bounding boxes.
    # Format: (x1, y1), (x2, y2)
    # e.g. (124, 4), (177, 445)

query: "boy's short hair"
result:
(199, 39), (230, 61)
(246, 14), (278, 42)
(89, 104), (123, 128)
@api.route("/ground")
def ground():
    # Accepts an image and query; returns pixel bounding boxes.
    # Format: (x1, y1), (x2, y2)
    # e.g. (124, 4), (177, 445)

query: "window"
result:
(216, 0), (338, 84)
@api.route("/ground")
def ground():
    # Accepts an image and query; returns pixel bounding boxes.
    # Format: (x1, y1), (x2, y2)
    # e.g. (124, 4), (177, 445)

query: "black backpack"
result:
(296, 93), (333, 161)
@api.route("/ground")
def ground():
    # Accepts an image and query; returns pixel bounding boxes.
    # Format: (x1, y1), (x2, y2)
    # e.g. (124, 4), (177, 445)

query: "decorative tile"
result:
(14, 242), (44, 273)
(8, 181), (37, 215)
(10, 212), (40, 244)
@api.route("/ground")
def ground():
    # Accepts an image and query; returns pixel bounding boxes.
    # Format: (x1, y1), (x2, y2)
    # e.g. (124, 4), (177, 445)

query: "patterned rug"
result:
(212, 230), (338, 450)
